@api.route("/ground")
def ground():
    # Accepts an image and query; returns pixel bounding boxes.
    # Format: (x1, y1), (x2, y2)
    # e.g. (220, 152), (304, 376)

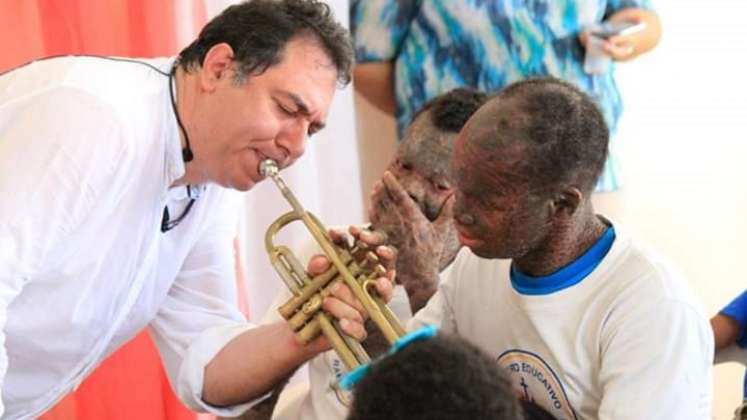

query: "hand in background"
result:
(578, 8), (662, 62)
(713, 289), (747, 351)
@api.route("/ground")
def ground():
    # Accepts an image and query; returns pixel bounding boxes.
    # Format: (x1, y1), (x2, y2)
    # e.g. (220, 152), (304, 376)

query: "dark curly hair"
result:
(178, 0), (353, 86)
(346, 333), (524, 420)
(413, 88), (489, 133)
(521, 400), (558, 420)
(484, 77), (609, 194)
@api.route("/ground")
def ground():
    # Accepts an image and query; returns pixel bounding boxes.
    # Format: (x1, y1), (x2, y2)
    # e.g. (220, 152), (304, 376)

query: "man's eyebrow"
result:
(285, 92), (326, 132)
(286, 92), (311, 115)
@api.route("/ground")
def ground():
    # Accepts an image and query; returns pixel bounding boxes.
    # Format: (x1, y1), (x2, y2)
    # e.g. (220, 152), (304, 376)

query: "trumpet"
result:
(259, 159), (406, 370)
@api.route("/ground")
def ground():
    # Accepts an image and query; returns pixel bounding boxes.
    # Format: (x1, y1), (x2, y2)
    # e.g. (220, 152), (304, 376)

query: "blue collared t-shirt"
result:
(511, 225), (616, 295)
(350, 0), (654, 192)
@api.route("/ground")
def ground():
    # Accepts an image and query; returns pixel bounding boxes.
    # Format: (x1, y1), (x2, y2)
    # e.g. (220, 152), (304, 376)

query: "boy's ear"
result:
(548, 187), (583, 219)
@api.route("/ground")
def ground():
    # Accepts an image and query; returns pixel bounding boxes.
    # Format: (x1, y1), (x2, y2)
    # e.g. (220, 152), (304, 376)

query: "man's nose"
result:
(276, 121), (308, 164)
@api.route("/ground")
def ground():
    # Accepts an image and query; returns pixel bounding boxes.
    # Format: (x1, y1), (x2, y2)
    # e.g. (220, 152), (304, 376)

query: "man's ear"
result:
(548, 187), (583, 219)
(199, 43), (235, 92)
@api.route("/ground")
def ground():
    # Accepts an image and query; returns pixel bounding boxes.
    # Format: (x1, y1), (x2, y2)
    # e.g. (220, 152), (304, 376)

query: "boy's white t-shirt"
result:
(271, 224), (714, 420)
(411, 225), (713, 420)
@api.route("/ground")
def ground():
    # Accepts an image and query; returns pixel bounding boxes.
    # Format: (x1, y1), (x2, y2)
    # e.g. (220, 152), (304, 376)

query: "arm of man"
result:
(150, 194), (389, 416)
(597, 281), (713, 419)
(258, 247), (464, 420)
(232, 288), (301, 420)
(243, 227), (407, 420)
(231, 235), (352, 420)
(148, 190), (296, 415)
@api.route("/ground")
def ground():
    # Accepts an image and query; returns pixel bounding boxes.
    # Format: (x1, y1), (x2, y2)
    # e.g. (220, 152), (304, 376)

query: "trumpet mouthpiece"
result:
(260, 159), (279, 178)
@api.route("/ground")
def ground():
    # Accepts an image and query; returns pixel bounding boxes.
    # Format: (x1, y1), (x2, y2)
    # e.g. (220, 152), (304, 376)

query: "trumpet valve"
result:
(302, 294), (323, 315)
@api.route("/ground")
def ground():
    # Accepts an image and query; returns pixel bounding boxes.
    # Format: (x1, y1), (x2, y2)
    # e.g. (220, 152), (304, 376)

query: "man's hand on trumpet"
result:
(301, 238), (396, 349)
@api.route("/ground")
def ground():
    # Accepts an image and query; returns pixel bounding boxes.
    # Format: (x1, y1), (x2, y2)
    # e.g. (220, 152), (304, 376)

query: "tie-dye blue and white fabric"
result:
(350, 0), (654, 192)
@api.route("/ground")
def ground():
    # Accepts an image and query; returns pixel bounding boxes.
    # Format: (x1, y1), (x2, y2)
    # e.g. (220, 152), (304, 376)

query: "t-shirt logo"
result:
(329, 356), (353, 407)
(497, 349), (578, 420)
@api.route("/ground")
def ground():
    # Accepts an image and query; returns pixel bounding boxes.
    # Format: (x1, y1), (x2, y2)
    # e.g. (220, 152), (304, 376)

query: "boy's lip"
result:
(456, 228), (482, 247)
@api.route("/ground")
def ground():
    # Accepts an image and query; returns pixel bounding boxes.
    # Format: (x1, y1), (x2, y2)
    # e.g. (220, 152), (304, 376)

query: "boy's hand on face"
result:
(369, 171), (454, 311)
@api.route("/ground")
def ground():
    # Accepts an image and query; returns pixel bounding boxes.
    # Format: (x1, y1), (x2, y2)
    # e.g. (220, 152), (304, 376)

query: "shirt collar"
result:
(510, 225), (617, 296)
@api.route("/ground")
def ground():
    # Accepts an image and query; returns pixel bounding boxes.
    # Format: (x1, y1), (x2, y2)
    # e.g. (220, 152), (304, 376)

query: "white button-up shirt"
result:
(0, 56), (257, 419)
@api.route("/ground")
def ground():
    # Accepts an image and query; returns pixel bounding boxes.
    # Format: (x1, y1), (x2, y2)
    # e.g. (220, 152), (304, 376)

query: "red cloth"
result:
(39, 332), (197, 420)
(1, 1), (251, 419)
(0, 1), (189, 73)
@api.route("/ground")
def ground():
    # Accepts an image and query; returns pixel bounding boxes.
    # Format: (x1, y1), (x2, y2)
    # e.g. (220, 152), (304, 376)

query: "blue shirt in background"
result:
(350, 0), (654, 192)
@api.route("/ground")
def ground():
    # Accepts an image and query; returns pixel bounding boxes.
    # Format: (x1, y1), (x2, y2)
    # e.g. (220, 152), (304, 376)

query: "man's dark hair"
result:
(178, 0), (353, 86)
(346, 333), (524, 420)
(488, 77), (609, 194)
(413, 88), (489, 133)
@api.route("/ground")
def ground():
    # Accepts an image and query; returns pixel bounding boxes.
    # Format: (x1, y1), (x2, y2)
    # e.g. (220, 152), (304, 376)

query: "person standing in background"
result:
(350, 0), (661, 192)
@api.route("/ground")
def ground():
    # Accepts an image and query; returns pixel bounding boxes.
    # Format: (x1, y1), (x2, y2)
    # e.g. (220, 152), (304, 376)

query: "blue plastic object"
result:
(339, 325), (439, 390)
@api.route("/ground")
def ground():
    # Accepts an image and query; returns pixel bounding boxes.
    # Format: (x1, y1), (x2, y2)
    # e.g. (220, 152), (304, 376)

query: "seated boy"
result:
(345, 328), (555, 420)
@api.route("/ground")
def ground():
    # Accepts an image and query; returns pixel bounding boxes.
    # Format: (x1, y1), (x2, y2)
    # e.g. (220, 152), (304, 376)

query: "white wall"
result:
(612, 1), (747, 417)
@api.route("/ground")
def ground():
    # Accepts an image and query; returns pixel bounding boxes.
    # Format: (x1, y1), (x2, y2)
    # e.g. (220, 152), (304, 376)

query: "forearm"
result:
(353, 62), (397, 115)
(203, 321), (324, 407)
(608, 8), (662, 61)
(231, 376), (292, 420)
(399, 268), (440, 314)
(711, 313), (741, 352)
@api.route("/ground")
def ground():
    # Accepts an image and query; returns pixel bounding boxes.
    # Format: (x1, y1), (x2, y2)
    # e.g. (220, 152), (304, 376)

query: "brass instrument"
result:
(259, 159), (406, 370)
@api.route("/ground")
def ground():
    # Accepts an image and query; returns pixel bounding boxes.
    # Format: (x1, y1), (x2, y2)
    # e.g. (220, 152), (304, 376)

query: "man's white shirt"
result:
(0, 56), (259, 418)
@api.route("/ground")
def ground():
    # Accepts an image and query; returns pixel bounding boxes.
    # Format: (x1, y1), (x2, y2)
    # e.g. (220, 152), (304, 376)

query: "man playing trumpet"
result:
(0, 1), (394, 417)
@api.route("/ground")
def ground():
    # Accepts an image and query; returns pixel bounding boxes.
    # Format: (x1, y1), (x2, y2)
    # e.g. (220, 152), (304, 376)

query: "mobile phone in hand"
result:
(590, 21), (646, 39)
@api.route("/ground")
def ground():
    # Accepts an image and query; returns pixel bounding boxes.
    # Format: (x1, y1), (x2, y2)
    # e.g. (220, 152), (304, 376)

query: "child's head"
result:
(520, 400), (558, 420)
(345, 333), (524, 420)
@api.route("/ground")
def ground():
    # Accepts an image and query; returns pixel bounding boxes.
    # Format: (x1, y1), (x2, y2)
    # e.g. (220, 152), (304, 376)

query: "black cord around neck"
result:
(162, 64), (197, 233)
(169, 65), (194, 163)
